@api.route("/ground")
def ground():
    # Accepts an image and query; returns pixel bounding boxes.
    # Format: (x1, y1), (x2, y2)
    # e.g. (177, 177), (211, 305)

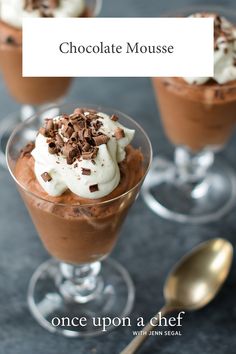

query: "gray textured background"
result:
(1, 0), (236, 353)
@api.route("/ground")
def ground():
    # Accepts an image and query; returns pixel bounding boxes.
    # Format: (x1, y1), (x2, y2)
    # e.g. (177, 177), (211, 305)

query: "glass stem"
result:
(58, 261), (104, 304)
(174, 147), (214, 198)
(20, 105), (38, 122)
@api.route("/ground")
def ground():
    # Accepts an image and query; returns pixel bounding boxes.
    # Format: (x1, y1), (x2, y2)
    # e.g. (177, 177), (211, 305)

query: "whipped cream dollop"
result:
(0, 0), (85, 28)
(183, 13), (236, 85)
(31, 110), (135, 199)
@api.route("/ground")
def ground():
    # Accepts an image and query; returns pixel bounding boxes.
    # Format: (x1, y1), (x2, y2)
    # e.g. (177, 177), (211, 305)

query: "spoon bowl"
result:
(164, 238), (233, 310)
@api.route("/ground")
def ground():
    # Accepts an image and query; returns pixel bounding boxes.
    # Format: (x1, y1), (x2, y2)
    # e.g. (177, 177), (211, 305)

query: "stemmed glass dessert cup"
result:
(6, 103), (152, 337)
(0, 0), (102, 167)
(142, 6), (236, 224)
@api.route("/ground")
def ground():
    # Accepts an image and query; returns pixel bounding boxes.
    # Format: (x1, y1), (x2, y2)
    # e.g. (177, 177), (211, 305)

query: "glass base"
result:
(142, 156), (236, 224)
(27, 258), (135, 337)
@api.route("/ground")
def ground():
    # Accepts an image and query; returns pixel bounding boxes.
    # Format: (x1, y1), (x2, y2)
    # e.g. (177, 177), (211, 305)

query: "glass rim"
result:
(93, 0), (103, 17)
(6, 102), (153, 208)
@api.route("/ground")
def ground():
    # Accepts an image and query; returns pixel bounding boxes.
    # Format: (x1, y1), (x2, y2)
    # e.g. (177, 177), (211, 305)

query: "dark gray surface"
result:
(1, 0), (236, 353)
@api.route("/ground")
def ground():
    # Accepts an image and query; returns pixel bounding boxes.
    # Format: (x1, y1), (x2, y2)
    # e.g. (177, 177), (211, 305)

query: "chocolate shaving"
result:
(84, 129), (92, 139)
(89, 114), (99, 120)
(91, 147), (99, 159)
(56, 134), (64, 147)
(41, 172), (52, 182)
(70, 114), (80, 122)
(24, 0), (38, 11)
(82, 152), (93, 160)
(78, 128), (85, 141)
(62, 144), (76, 159)
(83, 108), (97, 114)
(81, 147), (98, 160)
(48, 142), (58, 154)
(66, 157), (73, 165)
(70, 147), (80, 159)
(24, 0), (59, 16)
(61, 118), (69, 127)
(77, 120), (86, 129)
(38, 108), (113, 166)
(40, 119), (56, 138)
(114, 127), (125, 140)
(39, 127), (47, 136)
(82, 168), (91, 176)
(93, 135), (110, 146)
(111, 114), (119, 121)
(93, 120), (103, 131)
(70, 132), (78, 142)
(46, 119), (54, 131)
(64, 126), (74, 138)
(82, 142), (90, 152)
(89, 184), (99, 193)
(73, 108), (84, 115)
(49, 0), (59, 9)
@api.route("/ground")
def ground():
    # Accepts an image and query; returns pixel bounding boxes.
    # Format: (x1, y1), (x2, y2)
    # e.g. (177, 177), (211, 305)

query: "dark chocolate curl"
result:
(37, 108), (112, 166)
(93, 135), (110, 146)
(82, 168), (91, 176)
(41, 172), (52, 182)
(89, 184), (99, 193)
(48, 142), (58, 154)
(115, 127), (125, 140)
(111, 114), (119, 121)
(56, 134), (64, 147)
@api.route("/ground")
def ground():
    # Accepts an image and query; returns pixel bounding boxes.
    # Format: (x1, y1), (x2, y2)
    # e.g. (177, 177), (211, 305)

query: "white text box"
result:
(23, 18), (214, 77)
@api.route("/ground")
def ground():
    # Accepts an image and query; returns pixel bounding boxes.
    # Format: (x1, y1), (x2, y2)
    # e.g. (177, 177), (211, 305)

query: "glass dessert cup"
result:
(143, 76), (236, 224)
(142, 5), (236, 224)
(0, 0), (102, 168)
(6, 103), (152, 337)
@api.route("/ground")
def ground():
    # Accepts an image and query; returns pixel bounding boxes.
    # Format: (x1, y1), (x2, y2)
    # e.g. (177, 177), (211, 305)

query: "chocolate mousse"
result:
(152, 13), (236, 152)
(0, 0), (91, 105)
(15, 108), (144, 264)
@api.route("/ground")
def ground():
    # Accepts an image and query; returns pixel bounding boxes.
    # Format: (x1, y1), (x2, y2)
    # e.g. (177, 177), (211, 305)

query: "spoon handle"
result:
(120, 305), (173, 354)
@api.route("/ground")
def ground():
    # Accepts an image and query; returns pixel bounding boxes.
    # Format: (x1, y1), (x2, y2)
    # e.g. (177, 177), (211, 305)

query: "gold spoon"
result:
(121, 238), (233, 354)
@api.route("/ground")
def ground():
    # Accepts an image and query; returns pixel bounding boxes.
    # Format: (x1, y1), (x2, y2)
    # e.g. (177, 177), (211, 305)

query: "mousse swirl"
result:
(30, 108), (135, 199)
(0, 0), (85, 28)
(184, 13), (236, 85)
